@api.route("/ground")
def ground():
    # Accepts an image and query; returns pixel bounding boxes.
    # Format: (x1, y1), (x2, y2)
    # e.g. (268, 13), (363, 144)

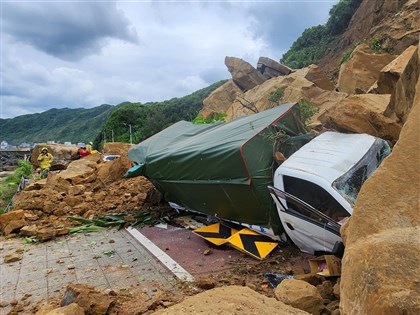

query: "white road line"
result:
(125, 227), (194, 282)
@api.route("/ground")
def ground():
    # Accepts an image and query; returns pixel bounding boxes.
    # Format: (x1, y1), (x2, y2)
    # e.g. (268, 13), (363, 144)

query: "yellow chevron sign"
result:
(227, 228), (278, 260)
(193, 223), (239, 246)
(193, 223), (278, 259)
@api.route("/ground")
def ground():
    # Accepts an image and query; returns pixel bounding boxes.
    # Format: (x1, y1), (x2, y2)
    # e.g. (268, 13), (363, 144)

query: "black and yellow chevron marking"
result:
(227, 228), (278, 260)
(193, 223), (238, 246)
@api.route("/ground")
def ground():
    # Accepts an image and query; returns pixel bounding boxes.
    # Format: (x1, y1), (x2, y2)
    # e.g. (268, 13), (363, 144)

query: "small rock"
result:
(67, 264), (75, 270)
(0, 301), (9, 308)
(56, 259), (64, 264)
(15, 247), (25, 254)
(203, 249), (212, 255)
(4, 253), (23, 263)
(195, 277), (216, 290)
(109, 239), (115, 244)
(10, 299), (18, 306)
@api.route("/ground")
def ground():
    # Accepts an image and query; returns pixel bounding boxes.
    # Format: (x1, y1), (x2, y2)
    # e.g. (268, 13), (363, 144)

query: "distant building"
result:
(47, 141), (56, 144)
(64, 141), (72, 146)
(1, 141), (8, 149)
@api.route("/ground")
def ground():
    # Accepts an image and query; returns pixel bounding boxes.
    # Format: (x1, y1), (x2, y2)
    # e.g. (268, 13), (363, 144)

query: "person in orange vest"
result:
(77, 146), (91, 158)
(37, 147), (54, 178)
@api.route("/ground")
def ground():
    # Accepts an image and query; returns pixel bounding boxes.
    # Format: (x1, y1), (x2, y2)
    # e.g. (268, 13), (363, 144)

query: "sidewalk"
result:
(0, 229), (178, 315)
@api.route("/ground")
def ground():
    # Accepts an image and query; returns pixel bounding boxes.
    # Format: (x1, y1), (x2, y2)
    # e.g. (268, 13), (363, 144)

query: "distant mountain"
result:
(0, 104), (114, 145)
(0, 80), (227, 146)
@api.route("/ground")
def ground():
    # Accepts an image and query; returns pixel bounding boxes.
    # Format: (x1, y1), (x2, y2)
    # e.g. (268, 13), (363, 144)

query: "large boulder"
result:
(294, 65), (335, 91)
(0, 209), (27, 236)
(381, 45), (418, 123)
(337, 44), (396, 94)
(319, 94), (402, 142)
(257, 56), (293, 78)
(153, 285), (309, 315)
(225, 72), (347, 122)
(225, 56), (266, 91)
(102, 142), (134, 155)
(30, 144), (79, 170)
(339, 46), (420, 314)
(275, 279), (324, 315)
(199, 80), (242, 119)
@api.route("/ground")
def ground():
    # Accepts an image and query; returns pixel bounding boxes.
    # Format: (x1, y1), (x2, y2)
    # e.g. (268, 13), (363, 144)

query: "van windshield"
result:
(332, 138), (391, 205)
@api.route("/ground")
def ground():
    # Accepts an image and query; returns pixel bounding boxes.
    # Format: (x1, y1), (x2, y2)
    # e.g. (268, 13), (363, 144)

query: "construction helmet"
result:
(89, 141), (93, 145)
(41, 147), (48, 152)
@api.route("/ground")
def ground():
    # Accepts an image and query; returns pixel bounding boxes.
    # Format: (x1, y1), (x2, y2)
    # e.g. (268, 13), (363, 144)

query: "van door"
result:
(268, 186), (342, 254)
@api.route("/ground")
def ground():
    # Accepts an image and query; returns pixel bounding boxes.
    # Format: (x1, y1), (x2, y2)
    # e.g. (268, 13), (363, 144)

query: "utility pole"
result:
(129, 124), (132, 144)
(111, 130), (114, 142)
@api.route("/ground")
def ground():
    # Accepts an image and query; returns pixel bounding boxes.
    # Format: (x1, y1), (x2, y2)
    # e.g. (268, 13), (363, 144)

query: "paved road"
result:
(0, 229), (177, 315)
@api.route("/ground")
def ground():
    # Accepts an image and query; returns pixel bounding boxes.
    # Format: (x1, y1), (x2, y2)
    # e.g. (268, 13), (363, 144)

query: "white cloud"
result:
(1, 0), (339, 119)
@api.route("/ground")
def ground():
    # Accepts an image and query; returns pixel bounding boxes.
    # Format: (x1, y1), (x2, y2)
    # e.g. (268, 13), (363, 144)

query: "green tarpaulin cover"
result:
(127, 103), (307, 236)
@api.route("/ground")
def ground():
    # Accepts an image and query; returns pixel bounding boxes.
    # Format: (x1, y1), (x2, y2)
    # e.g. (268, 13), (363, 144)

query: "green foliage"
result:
(268, 87), (285, 104)
(339, 41), (360, 65)
(371, 38), (393, 54)
(281, 0), (363, 69)
(0, 104), (113, 145)
(98, 80), (227, 145)
(192, 112), (227, 124)
(0, 160), (32, 212)
(298, 99), (319, 125)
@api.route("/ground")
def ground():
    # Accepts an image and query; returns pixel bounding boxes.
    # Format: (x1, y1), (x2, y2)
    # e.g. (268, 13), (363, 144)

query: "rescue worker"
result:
(37, 147), (53, 179)
(77, 146), (91, 158)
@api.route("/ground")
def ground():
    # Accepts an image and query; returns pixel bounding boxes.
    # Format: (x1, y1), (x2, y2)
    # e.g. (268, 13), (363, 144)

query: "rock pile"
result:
(0, 143), (158, 241)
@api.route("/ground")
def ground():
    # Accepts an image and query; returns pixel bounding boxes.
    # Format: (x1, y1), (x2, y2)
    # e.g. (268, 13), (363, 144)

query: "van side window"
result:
(283, 176), (349, 222)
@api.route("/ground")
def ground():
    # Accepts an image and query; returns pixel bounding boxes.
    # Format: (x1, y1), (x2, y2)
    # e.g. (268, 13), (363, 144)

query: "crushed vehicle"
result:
(126, 103), (390, 256)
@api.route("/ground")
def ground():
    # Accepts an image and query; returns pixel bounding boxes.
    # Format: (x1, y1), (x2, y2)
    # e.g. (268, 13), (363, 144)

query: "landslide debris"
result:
(1, 144), (168, 241)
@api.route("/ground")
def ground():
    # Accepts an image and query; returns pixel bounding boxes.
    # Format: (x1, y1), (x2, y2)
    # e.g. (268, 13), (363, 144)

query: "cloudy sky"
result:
(1, 0), (338, 119)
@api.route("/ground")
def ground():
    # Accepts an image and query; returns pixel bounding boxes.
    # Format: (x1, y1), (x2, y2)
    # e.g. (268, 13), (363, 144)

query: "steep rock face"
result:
(225, 73), (347, 122)
(339, 44), (420, 314)
(318, 0), (419, 77)
(371, 45), (419, 124)
(337, 44), (396, 94)
(225, 56), (266, 91)
(320, 94), (401, 142)
(199, 80), (241, 119)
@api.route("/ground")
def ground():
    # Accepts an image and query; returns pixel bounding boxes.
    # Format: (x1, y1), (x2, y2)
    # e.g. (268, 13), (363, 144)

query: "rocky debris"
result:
(36, 303), (85, 315)
(226, 72), (347, 123)
(61, 283), (114, 314)
(294, 65), (335, 91)
(0, 209), (27, 236)
(319, 93), (402, 143)
(257, 57), (293, 79)
(199, 80), (241, 119)
(3, 145), (156, 240)
(274, 279), (324, 315)
(102, 142), (134, 155)
(340, 44), (420, 314)
(316, 281), (334, 300)
(4, 252), (23, 263)
(294, 274), (326, 287)
(0, 150), (29, 172)
(375, 45), (418, 123)
(153, 285), (309, 315)
(194, 277), (216, 290)
(337, 43), (397, 94)
(225, 56), (266, 92)
(30, 144), (79, 171)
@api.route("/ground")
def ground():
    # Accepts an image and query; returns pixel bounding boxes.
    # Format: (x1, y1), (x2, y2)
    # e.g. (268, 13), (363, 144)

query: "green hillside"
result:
(96, 80), (227, 146)
(0, 105), (114, 145)
(0, 80), (226, 146)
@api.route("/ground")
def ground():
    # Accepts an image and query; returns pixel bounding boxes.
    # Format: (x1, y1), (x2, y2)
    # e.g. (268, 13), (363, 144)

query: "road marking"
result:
(125, 227), (194, 282)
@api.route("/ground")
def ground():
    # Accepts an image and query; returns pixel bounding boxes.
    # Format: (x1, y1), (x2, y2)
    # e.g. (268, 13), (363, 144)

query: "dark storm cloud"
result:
(2, 1), (138, 60)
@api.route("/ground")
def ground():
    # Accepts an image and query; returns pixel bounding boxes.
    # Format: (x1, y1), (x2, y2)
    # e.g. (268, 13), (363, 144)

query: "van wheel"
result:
(332, 241), (345, 259)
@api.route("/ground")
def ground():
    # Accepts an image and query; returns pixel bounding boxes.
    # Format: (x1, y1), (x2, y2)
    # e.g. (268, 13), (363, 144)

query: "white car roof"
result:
(279, 131), (377, 184)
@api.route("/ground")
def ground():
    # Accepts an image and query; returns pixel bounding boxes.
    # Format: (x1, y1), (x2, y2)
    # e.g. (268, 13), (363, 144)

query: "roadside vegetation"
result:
(281, 0), (363, 68)
(95, 80), (227, 148)
(0, 160), (32, 213)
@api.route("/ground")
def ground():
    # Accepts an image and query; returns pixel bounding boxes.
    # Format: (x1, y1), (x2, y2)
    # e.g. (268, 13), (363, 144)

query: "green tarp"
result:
(127, 103), (307, 236)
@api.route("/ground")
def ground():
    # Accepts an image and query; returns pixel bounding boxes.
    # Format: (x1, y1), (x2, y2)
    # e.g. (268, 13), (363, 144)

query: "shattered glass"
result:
(332, 139), (391, 205)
